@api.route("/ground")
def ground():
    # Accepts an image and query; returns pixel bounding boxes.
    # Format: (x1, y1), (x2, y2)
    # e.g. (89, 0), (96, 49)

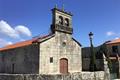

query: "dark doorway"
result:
(12, 63), (15, 74)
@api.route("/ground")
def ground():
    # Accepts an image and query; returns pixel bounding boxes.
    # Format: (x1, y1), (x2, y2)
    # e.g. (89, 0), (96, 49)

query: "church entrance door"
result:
(60, 58), (68, 74)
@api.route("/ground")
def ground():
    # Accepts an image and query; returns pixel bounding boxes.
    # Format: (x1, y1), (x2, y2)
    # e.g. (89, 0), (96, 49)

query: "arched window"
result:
(65, 18), (69, 26)
(59, 16), (63, 25)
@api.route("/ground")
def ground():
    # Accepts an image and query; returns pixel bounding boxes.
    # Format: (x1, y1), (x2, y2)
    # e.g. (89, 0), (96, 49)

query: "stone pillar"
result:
(103, 54), (110, 80)
(118, 56), (120, 78)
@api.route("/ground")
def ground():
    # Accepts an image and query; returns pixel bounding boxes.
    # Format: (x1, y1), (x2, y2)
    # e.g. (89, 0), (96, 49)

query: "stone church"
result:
(0, 7), (82, 74)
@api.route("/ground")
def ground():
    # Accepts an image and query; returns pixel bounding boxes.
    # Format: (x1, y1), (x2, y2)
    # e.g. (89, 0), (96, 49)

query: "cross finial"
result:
(62, 4), (64, 11)
(55, 4), (57, 8)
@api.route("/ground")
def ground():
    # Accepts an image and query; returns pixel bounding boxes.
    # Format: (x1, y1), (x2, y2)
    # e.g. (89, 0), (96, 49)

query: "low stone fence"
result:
(0, 71), (110, 80)
(83, 71), (111, 80)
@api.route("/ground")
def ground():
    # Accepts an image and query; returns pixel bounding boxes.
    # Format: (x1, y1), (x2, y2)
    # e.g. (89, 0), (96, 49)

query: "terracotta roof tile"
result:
(0, 33), (53, 51)
(106, 38), (120, 44)
(0, 39), (34, 51)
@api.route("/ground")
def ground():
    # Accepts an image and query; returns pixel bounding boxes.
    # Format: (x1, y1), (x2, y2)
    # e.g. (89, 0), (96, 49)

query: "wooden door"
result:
(60, 58), (68, 74)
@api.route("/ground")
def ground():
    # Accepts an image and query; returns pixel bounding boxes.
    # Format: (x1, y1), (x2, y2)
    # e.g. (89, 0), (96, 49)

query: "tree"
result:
(98, 43), (112, 72)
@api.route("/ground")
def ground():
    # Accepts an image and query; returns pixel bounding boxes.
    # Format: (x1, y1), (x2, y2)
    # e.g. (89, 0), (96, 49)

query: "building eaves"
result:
(106, 38), (120, 45)
(0, 33), (54, 51)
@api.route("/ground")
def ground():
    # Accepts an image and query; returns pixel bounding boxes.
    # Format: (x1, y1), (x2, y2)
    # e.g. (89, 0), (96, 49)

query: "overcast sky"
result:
(0, 0), (120, 47)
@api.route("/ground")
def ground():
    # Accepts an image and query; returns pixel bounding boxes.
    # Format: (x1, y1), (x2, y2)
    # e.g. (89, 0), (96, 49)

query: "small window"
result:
(62, 42), (66, 47)
(59, 16), (63, 25)
(65, 18), (69, 26)
(112, 46), (118, 53)
(50, 57), (53, 63)
(12, 63), (15, 74)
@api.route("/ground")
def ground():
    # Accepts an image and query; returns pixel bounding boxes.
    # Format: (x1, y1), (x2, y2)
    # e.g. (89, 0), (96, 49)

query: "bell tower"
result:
(51, 7), (73, 34)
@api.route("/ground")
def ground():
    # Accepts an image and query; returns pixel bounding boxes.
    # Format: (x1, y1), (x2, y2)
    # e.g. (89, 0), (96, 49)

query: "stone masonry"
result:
(0, 72), (110, 80)
(39, 32), (81, 74)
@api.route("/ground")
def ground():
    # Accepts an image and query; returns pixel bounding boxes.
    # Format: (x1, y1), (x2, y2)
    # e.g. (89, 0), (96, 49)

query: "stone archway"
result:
(60, 58), (68, 74)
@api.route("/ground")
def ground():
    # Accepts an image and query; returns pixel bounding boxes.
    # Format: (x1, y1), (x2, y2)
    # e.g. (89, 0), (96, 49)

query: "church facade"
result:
(0, 8), (82, 74)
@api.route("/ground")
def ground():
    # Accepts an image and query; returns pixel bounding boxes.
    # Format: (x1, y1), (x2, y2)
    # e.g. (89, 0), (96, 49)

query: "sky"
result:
(0, 0), (120, 47)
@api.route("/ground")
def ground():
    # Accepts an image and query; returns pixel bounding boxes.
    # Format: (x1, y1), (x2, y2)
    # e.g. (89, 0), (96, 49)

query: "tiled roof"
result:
(106, 38), (120, 44)
(0, 33), (53, 51)
(0, 39), (35, 51)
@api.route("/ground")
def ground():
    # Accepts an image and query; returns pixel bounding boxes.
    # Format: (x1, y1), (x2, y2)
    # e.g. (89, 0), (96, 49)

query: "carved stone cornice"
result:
(51, 24), (73, 34)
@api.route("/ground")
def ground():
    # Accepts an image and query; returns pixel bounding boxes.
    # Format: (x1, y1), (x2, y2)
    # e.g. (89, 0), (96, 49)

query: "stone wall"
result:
(39, 32), (82, 74)
(0, 43), (39, 74)
(0, 72), (110, 80)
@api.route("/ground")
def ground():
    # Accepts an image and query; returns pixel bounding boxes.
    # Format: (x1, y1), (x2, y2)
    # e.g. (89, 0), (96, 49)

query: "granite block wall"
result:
(0, 72), (110, 80)
(0, 43), (39, 74)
